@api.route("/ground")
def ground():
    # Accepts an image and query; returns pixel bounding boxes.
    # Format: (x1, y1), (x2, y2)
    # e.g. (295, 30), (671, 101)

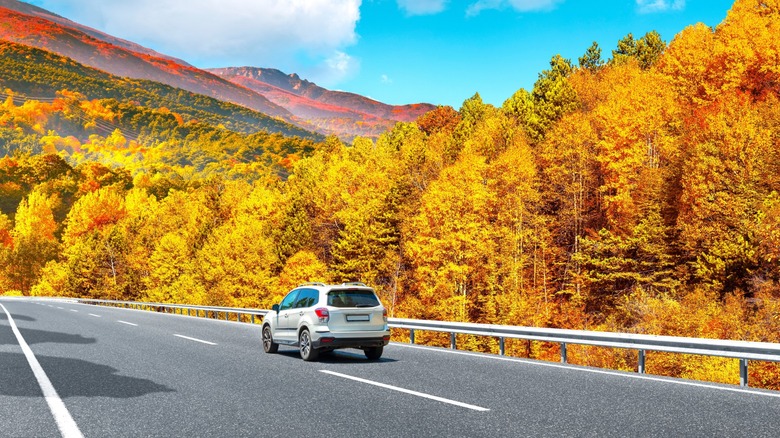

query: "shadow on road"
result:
(0, 352), (176, 399)
(0, 313), (36, 322)
(274, 348), (397, 364)
(0, 326), (96, 347)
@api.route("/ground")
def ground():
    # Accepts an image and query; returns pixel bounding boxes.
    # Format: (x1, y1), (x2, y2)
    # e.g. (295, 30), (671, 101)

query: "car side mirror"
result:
(272, 304), (280, 312)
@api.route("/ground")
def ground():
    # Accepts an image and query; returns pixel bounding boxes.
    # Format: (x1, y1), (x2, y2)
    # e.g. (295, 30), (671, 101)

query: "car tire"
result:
(262, 325), (278, 353)
(299, 328), (319, 362)
(364, 346), (383, 360)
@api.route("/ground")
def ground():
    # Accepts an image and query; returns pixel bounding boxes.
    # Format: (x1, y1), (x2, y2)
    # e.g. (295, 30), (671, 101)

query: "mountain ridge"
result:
(209, 66), (435, 123)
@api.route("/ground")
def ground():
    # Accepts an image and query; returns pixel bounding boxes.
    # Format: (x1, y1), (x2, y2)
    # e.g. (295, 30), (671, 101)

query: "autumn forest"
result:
(2, 0), (780, 387)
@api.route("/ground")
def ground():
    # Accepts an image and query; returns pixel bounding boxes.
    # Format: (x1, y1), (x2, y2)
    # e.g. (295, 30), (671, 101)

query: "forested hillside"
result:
(0, 41), (320, 139)
(2, 0), (780, 388)
(0, 2), (295, 119)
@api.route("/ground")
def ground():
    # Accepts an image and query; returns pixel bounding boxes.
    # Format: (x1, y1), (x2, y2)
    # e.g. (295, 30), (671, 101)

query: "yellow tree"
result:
(486, 132), (549, 326)
(9, 188), (59, 294)
(405, 153), (495, 322)
(677, 91), (774, 293)
(713, 0), (780, 100)
(120, 188), (162, 301)
(58, 187), (128, 298)
(657, 23), (718, 106)
(197, 184), (282, 308)
(0, 213), (13, 292)
(139, 187), (218, 304)
(536, 111), (600, 307)
(659, 0), (780, 106)
(275, 250), (329, 305)
(591, 61), (681, 234)
(145, 231), (204, 304)
(330, 137), (401, 288)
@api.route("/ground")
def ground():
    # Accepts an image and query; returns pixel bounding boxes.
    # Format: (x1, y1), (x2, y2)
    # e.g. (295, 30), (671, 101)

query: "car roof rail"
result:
(341, 282), (368, 287)
(297, 282), (326, 287)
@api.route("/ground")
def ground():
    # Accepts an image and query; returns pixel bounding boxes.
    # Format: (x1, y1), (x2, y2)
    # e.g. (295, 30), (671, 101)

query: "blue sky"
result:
(27, 0), (735, 108)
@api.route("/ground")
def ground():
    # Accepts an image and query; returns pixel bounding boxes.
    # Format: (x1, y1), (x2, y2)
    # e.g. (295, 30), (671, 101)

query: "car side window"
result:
(279, 290), (300, 311)
(294, 289), (318, 309)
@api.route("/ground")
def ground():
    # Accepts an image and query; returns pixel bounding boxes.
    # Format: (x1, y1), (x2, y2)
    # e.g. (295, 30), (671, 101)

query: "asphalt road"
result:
(2, 297), (780, 438)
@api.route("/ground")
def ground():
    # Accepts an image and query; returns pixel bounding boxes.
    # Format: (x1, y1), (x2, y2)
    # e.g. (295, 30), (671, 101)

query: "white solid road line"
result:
(0, 303), (85, 438)
(390, 343), (780, 399)
(173, 334), (217, 345)
(117, 320), (138, 326)
(320, 370), (490, 412)
(88, 314), (101, 318)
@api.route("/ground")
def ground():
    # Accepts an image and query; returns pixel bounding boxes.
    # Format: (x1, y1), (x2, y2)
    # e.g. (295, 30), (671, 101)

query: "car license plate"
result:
(346, 314), (370, 322)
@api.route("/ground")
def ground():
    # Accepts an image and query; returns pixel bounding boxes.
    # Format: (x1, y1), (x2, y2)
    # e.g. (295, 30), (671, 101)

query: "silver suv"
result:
(261, 282), (391, 361)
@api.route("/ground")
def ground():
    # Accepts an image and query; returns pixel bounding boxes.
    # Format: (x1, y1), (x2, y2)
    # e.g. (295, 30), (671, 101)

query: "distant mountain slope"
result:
(210, 67), (436, 123)
(0, 41), (322, 140)
(0, 1), (292, 119)
(214, 72), (399, 138)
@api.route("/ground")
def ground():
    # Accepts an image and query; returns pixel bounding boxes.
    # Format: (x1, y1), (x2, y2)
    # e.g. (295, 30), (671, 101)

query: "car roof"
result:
(295, 282), (374, 292)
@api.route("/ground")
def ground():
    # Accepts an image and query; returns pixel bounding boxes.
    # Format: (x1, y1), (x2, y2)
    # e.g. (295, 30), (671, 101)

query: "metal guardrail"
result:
(388, 318), (780, 388)
(71, 298), (780, 388)
(77, 299), (268, 324)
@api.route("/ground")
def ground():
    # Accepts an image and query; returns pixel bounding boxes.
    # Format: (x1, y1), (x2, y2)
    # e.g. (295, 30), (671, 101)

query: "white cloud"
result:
(636, 0), (685, 14)
(324, 51), (359, 82)
(396, 0), (448, 16)
(32, 0), (361, 86)
(467, 0), (563, 16)
(380, 74), (392, 84)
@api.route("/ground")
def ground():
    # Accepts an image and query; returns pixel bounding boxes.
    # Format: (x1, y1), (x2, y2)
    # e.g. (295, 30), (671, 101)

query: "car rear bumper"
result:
(312, 331), (391, 349)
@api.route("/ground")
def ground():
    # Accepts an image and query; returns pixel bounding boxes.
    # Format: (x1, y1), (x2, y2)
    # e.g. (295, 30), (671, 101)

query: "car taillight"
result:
(315, 307), (329, 323)
(383, 308), (388, 323)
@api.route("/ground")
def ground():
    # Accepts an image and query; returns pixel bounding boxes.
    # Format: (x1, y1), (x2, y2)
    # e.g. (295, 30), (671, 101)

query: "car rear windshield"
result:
(327, 289), (380, 308)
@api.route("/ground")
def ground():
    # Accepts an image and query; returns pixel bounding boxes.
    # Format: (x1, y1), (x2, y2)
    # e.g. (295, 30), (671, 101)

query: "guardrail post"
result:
(638, 350), (646, 374)
(251, 314), (255, 324)
(410, 329), (415, 344)
(450, 332), (456, 350)
(561, 342), (567, 364)
(499, 337), (505, 356)
(224, 312), (228, 321)
(740, 359), (749, 387)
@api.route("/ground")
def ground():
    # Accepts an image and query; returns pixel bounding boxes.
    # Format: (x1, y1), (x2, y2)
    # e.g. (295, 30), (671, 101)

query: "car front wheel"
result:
(262, 325), (278, 353)
(299, 329), (319, 362)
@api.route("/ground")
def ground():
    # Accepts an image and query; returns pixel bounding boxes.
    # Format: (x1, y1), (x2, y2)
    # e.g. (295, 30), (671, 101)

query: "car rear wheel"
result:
(262, 326), (278, 353)
(299, 329), (319, 361)
(364, 346), (383, 360)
